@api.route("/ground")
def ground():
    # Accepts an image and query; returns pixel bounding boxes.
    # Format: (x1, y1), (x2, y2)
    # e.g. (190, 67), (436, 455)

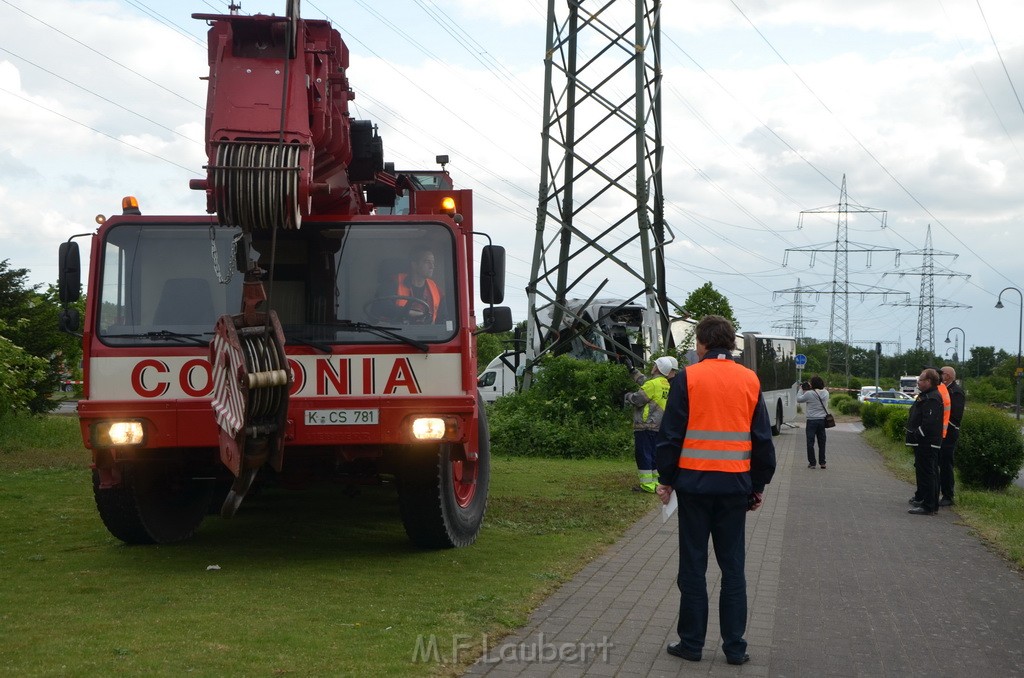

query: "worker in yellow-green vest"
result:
(625, 355), (678, 493)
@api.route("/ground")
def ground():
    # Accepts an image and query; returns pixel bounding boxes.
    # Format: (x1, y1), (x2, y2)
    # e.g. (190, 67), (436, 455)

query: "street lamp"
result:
(944, 326), (966, 382)
(995, 287), (1023, 421)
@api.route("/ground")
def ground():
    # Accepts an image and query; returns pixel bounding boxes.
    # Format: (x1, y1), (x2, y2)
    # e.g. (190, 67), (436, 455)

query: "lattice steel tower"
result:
(523, 0), (668, 385)
(771, 278), (817, 345)
(782, 176), (907, 383)
(884, 224), (970, 354)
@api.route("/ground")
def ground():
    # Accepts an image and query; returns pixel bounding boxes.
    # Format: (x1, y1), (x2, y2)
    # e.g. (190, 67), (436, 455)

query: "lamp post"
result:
(944, 326), (966, 383)
(995, 287), (1023, 421)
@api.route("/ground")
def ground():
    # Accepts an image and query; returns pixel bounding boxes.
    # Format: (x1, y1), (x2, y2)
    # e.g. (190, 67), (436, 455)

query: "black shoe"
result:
(908, 506), (937, 515)
(727, 654), (751, 665)
(666, 642), (701, 662)
(909, 499), (923, 508)
(938, 497), (954, 507)
(908, 496), (920, 505)
(819, 464), (826, 470)
(808, 463), (816, 468)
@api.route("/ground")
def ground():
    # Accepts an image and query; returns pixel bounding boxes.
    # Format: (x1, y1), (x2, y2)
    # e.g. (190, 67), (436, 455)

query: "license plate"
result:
(304, 409), (379, 426)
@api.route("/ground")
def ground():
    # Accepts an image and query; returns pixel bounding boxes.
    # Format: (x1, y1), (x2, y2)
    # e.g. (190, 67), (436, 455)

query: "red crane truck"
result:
(56, 3), (511, 548)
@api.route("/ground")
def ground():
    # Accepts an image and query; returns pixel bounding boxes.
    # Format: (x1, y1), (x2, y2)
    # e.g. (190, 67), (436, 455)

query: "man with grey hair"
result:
(938, 366), (966, 506)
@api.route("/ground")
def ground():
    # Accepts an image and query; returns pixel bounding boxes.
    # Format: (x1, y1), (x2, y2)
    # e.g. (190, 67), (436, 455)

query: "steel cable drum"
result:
(211, 141), (303, 232)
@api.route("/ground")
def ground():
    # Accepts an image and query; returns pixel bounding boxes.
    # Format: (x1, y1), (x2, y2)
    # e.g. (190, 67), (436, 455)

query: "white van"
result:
(477, 351), (521, 403)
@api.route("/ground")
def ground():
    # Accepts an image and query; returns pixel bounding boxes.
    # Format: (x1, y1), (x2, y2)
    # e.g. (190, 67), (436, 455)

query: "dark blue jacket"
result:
(655, 349), (776, 495)
(906, 385), (944, 451)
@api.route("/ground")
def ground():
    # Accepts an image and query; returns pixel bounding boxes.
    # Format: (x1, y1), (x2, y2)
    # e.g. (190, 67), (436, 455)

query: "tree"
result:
(677, 282), (739, 328)
(964, 346), (998, 378)
(673, 283), (739, 351)
(0, 260), (80, 413)
(475, 327), (516, 374)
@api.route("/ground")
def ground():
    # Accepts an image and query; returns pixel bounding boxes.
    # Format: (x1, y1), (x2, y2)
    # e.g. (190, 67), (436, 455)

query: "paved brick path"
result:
(465, 419), (1024, 677)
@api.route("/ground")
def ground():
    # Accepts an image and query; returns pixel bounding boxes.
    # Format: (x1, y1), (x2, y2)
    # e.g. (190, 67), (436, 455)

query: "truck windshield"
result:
(97, 221), (458, 346)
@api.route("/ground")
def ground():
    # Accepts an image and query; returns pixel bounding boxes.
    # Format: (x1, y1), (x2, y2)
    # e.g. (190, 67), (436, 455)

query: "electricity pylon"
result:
(884, 224), (970, 354)
(771, 278), (817, 346)
(782, 175), (907, 384)
(523, 0), (669, 387)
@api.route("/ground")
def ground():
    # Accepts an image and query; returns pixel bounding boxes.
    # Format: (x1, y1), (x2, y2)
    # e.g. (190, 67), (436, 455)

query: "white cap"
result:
(655, 356), (677, 375)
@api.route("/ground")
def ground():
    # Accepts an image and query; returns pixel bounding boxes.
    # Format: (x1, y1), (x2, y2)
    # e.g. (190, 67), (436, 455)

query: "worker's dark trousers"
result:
(938, 429), (959, 500)
(913, 445), (940, 512)
(675, 493), (748, 659)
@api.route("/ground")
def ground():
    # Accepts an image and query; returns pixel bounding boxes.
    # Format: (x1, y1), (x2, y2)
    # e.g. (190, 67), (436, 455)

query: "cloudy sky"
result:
(2, 0), (1023, 362)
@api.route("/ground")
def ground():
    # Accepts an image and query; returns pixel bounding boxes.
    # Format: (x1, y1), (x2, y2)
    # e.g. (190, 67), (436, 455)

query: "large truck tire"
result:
(93, 463), (213, 545)
(397, 395), (491, 548)
(771, 400), (783, 436)
(92, 469), (154, 545)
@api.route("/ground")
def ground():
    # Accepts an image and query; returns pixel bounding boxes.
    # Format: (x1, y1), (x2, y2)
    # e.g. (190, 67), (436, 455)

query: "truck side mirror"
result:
(480, 306), (513, 334)
(58, 241), (81, 304)
(59, 308), (81, 333)
(479, 245), (505, 304)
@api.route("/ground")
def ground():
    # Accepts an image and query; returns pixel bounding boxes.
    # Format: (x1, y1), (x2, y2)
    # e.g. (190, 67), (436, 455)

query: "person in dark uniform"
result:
(907, 368), (944, 515)
(655, 315), (777, 666)
(938, 366), (966, 506)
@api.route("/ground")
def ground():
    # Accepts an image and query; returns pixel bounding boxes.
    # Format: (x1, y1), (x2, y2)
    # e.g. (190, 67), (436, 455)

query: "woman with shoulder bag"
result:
(797, 375), (831, 469)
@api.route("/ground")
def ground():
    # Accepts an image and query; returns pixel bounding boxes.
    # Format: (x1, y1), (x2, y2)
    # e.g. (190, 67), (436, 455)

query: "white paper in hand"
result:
(661, 491), (678, 523)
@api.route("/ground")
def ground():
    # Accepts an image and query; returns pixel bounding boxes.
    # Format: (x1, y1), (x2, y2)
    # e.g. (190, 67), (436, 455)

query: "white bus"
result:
(737, 333), (799, 436)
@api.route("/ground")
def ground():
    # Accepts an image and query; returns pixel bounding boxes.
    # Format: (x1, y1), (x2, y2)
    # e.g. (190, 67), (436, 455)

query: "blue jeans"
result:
(675, 493), (749, 659)
(806, 418), (827, 466)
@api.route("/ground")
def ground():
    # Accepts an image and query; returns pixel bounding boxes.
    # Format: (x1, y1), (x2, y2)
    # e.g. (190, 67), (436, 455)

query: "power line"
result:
(0, 0), (204, 109)
(0, 85), (200, 175)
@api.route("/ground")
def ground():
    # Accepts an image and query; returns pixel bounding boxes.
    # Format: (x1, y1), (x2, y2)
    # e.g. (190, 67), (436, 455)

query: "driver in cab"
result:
(382, 248), (444, 323)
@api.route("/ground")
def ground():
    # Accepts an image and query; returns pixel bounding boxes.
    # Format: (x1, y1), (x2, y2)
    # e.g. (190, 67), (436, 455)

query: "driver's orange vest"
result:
(396, 273), (441, 321)
(679, 357), (759, 474)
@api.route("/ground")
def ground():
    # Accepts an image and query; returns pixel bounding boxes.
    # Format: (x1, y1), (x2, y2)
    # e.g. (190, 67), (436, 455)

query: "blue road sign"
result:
(795, 354), (807, 367)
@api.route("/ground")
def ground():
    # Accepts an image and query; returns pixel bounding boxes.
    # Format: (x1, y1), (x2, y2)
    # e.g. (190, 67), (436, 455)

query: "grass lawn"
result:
(0, 414), (654, 677)
(864, 427), (1024, 570)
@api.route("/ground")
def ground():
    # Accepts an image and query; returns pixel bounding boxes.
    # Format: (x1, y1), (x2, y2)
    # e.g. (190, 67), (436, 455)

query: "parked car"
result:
(857, 386), (881, 402)
(863, 390), (914, 405)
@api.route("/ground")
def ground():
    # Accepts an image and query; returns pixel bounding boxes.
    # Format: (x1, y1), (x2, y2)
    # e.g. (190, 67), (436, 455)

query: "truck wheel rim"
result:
(451, 457), (478, 508)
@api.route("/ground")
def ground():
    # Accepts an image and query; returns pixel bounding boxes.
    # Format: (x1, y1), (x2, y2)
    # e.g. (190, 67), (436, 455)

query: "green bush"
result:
(883, 407), (910, 443)
(837, 398), (861, 416)
(488, 356), (636, 459)
(956, 406), (1024, 490)
(829, 393), (852, 412)
(861, 402), (889, 429)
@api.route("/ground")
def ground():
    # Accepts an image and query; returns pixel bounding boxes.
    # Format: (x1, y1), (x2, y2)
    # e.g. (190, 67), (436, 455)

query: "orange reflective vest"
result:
(937, 382), (950, 439)
(396, 273), (441, 322)
(679, 356), (760, 474)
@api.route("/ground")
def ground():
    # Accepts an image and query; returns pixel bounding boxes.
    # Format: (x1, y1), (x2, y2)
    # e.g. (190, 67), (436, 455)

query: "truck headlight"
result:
(92, 420), (146, 447)
(412, 417), (446, 440)
(409, 416), (461, 441)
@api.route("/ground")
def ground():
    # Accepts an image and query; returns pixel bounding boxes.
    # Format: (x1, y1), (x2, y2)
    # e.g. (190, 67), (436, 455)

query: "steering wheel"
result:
(364, 295), (433, 323)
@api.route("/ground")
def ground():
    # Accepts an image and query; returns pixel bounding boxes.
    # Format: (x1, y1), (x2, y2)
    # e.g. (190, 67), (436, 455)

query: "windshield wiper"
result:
(103, 330), (210, 346)
(328, 321), (430, 352)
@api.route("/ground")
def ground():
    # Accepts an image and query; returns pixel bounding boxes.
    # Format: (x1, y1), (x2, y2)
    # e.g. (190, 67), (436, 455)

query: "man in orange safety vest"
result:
(655, 315), (776, 667)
